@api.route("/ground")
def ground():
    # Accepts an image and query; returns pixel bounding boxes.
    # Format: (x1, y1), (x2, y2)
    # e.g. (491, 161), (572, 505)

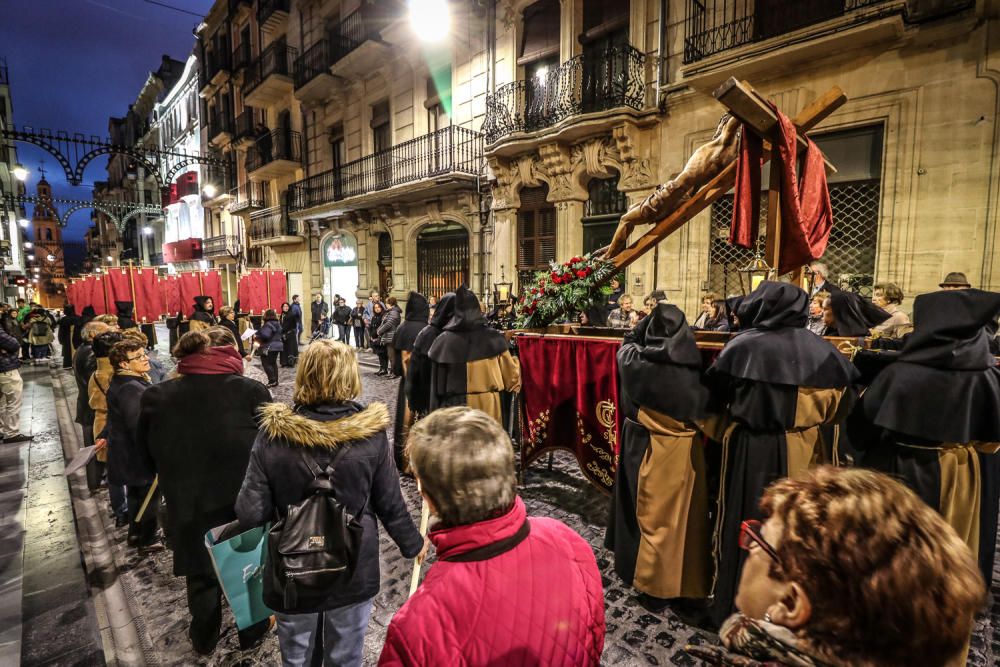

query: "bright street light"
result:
(11, 164), (28, 181)
(23, 242), (32, 249)
(106, 255), (113, 262)
(142, 226), (153, 235)
(408, 0), (450, 42)
(202, 184), (217, 198)
(26, 255), (34, 261)
(46, 254), (55, 262)
(18, 219), (28, 228)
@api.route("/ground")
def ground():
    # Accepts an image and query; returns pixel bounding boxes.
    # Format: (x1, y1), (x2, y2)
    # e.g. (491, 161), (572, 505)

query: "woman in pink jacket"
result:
(379, 406), (605, 666)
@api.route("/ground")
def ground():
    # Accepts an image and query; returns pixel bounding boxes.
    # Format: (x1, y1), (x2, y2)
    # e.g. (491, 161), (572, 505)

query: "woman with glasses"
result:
(688, 466), (984, 666)
(704, 281), (858, 628)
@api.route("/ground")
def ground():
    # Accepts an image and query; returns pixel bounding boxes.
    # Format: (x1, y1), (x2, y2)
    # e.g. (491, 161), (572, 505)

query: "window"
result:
(45, 228), (52, 241)
(371, 100), (391, 187)
(517, 185), (556, 288)
(519, 0), (559, 66)
(425, 68), (452, 132)
(582, 175), (628, 255)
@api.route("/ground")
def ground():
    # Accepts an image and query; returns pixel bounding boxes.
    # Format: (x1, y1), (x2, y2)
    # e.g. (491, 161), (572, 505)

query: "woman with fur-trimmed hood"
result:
(236, 339), (424, 666)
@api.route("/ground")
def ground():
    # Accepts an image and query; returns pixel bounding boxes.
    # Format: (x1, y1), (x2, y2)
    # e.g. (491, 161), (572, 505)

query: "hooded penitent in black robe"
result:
(426, 286), (521, 425)
(705, 281), (858, 627)
(57, 305), (79, 368)
(825, 291), (890, 337)
(406, 293), (456, 418)
(116, 300), (137, 330)
(605, 304), (712, 600)
(848, 288), (1000, 586)
(189, 296), (218, 331)
(391, 292), (429, 468)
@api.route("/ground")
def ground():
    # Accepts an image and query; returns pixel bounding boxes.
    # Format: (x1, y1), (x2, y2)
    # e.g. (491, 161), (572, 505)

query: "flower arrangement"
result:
(515, 254), (619, 328)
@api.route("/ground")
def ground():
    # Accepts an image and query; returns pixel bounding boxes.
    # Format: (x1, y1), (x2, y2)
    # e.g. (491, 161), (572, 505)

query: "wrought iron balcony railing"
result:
(204, 49), (231, 81)
(233, 109), (257, 141)
(481, 44), (645, 144)
(246, 128), (302, 173)
(242, 42), (296, 97)
(293, 38), (337, 89)
(233, 42), (253, 71)
(208, 115), (232, 140)
(683, 0), (895, 63)
(249, 205), (298, 241)
(258, 0), (290, 25)
(229, 181), (268, 213)
(203, 234), (241, 258)
(288, 125), (482, 212)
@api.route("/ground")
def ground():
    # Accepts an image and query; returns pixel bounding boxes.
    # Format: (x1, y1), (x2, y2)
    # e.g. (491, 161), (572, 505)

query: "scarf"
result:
(685, 613), (833, 666)
(176, 346), (245, 376)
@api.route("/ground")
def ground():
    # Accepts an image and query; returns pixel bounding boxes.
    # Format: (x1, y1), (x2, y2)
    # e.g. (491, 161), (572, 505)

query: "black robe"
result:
(426, 286), (520, 425)
(116, 300), (137, 330)
(605, 304), (712, 600)
(406, 293), (456, 418)
(827, 291), (890, 337)
(57, 305), (79, 368)
(706, 282), (858, 627)
(391, 292), (429, 469)
(848, 288), (1000, 586)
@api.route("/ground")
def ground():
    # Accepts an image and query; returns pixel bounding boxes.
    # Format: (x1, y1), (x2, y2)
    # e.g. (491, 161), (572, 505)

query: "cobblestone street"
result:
(38, 332), (1000, 665)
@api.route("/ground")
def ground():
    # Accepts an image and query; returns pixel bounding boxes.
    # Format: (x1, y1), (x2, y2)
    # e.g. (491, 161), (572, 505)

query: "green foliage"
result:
(514, 254), (617, 328)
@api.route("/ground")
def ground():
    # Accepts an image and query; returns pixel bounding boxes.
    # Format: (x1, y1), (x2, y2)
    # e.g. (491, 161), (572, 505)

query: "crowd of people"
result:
(3, 261), (989, 667)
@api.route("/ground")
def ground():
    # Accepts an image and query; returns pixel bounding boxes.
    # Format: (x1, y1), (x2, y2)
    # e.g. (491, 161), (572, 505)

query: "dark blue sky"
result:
(3, 0), (213, 242)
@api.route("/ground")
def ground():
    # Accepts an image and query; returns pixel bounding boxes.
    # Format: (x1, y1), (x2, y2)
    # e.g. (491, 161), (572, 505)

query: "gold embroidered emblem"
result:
(596, 400), (615, 429)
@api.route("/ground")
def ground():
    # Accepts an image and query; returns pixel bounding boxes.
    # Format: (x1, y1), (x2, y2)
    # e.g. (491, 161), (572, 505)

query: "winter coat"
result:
(189, 296), (218, 332)
(280, 311), (298, 339)
(105, 373), (152, 487)
(350, 306), (366, 328)
(369, 311), (386, 350)
(1, 313), (21, 341)
(73, 343), (96, 426)
(57, 306), (79, 351)
(256, 319), (284, 353)
(137, 372), (271, 576)
(333, 304), (352, 326)
(0, 328), (20, 373)
(236, 401), (423, 613)
(27, 314), (54, 345)
(220, 317), (246, 356)
(377, 306), (402, 346)
(378, 496), (606, 666)
(311, 299), (329, 323)
(88, 357), (113, 441)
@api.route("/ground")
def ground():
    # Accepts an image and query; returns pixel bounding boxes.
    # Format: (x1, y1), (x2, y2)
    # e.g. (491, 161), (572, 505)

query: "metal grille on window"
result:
(707, 180), (880, 297)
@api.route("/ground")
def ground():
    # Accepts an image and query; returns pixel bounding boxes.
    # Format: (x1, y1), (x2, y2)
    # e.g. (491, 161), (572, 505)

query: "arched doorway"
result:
(416, 223), (469, 300)
(321, 231), (360, 305)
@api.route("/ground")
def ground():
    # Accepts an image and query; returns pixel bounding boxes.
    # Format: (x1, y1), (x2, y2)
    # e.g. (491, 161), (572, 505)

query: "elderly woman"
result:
(379, 406), (605, 666)
(237, 340), (423, 666)
(871, 282), (911, 338)
(687, 466), (984, 666)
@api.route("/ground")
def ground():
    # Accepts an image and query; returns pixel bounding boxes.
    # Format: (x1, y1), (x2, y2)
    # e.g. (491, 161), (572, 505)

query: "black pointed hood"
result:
(899, 289), (1000, 370)
(81, 305), (96, 318)
(115, 300), (134, 318)
(828, 291), (890, 337)
(632, 304), (702, 367)
(736, 281), (808, 330)
(413, 293), (456, 356)
(394, 292), (431, 352)
(428, 287), (509, 363)
(63, 304), (77, 317)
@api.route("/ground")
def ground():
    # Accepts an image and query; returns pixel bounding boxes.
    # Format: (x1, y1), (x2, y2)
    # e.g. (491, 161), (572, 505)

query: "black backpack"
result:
(265, 447), (367, 611)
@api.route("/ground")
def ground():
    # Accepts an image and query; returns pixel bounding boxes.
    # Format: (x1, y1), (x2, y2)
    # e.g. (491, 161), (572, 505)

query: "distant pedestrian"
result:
(57, 304), (79, 369)
(378, 296), (402, 378)
(0, 320), (30, 444)
(291, 295), (304, 342)
(255, 309), (283, 387)
(237, 340), (424, 667)
(137, 327), (273, 655)
(218, 306), (247, 357)
(280, 302), (299, 367)
(26, 308), (54, 362)
(333, 298), (352, 344)
(189, 296), (218, 331)
(311, 293), (329, 336)
(369, 302), (388, 375)
(350, 299), (366, 350)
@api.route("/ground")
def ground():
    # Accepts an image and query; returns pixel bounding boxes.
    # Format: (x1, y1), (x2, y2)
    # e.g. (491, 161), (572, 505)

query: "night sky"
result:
(2, 0), (214, 246)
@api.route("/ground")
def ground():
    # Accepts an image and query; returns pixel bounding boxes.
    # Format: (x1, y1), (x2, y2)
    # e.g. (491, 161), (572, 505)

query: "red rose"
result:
(576, 270), (587, 279)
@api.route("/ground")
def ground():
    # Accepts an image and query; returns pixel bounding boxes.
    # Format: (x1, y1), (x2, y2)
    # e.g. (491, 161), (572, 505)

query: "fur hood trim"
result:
(258, 402), (389, 449)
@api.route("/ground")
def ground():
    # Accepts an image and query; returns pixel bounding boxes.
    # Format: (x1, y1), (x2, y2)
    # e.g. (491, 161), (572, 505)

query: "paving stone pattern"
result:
(61, 332), (1000, 665)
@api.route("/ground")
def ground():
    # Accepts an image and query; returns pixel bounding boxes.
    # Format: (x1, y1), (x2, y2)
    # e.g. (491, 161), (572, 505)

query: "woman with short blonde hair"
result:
(292, 339), (362, 406)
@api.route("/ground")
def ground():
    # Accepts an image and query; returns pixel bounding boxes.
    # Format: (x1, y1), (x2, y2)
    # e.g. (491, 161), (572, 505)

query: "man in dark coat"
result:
(606, 303), (712, 611)
(136, 331), (272, 654)
(390, 291), (429, 468)
(426, 286), (520, 425)
(310, 293), (329, 336)
(849, 289), (1000, 588)
(56, 304), (79, 369)
(105, 339), (156, 547)
(406, 292), (455, 419)
(705, 281), (858, 627)
(189, 296), (218, 331)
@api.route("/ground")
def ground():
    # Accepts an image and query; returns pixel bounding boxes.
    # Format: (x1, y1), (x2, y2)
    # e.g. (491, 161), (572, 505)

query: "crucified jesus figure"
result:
(601, 115), (741, 259)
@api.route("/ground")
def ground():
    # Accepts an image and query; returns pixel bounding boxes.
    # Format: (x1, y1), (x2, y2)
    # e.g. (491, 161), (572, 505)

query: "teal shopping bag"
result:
(205, 521), (273, 630)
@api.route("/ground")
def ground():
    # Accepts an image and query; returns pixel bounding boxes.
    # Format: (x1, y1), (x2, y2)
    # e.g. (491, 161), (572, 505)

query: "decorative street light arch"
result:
(2, 194), (162, 232)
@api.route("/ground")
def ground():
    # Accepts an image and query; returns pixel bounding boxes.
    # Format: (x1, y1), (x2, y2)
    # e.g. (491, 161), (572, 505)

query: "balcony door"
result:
(581, 1), (629, 113)
(754, 0), (845, 41)
(517, 185), (556, 290)
(519, 0), (560, 131)
(417, 224), (469, 299)
(371, 100), (391, 189)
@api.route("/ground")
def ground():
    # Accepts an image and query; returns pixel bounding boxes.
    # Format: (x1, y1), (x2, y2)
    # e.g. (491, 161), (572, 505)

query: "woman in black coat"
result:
(279, 302), (299, 367)
(236, 339), (423, 665)
(57, 304), (79, 369)
(137, 326), (272, 654)
(369, 302), (388, 375)
(218, 306), (246, 356)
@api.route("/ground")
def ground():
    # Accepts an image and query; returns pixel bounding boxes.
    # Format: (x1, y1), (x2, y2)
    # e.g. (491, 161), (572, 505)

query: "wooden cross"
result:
(609, 77), (846, 278)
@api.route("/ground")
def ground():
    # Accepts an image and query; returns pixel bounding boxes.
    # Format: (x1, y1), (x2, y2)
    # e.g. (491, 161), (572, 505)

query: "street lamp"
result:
(46, 254), (55, 262)
(11, 164), (28, 181)
(23, 242), (32, 249)
(408, 0), (450, 42)
(142, 226), (153, 235)
(26, 254), (34, 261)
(106, 255), (113, 262)
(203, 183), (217, 199)
(18, 219), (28, 228)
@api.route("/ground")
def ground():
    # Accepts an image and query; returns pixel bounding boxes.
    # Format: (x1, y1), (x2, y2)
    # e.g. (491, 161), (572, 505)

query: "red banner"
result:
(178, 272), (202, 316)
(89, 274), (108, 315)
(133, 267), (162, 322)
(159, 275), (181, 316)
(518, 334), (621, 493)
(105, 268), (132, 310)
(267, 270), (287, 311)
(201, 270), (223, 310)
(237, 271), (266, 314)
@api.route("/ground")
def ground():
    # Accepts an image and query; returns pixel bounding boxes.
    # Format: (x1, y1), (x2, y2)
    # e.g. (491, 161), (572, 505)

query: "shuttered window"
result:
(519, 0), (560, 66)
(517, 186), (556, 286)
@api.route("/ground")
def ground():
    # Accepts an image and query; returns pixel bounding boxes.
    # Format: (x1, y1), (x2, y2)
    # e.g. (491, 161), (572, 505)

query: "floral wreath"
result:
(514, 253), (619, 328)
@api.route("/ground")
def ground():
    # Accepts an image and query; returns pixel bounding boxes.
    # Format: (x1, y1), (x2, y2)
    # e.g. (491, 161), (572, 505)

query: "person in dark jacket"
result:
(74, 321), (111, 490)
(116, 300), (138, 331)
(377, 296), (403, 378)
(137, 327), (273, 655)
(391, 291), (429, 468)
(290, 294), (304, 342)
(219, 306), (246, 357)
(350, 300), (366, 350)
(311, 293), (329, 336)
(406, 293), (455, 421)
(255, 309), (283, 387)
(189, 296), (218, 332)
(105, 339), (156, 547)
(0, 321), (29, 444)
(333, 298), (352, 344)
(279, 302), (299, 367)
(369, 302), (388, 375)
(236, 339), (424, 667)
(57, 304), (79, 368)
(79, 305), (96, 328)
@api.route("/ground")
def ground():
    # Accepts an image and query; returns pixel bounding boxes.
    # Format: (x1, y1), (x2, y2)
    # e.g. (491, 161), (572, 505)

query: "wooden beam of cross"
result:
(609, 79), (846, 273)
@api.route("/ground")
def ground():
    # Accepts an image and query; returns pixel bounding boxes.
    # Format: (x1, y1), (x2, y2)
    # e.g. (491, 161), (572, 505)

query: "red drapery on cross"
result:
(178, 273), (203, 317)
(237, 270), (267, 314)
(159, 275), (182, 316)
(105, 268), (132, 313)
(730, 106), (834, 275)
(132, 268), (162, 322)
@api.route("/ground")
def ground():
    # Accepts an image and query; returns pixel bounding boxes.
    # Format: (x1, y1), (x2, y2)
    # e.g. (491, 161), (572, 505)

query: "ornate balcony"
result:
(206, 49), (231, 87)
(246, 128), (302, 181)
(232, 42), (253, 72)
(258, 0), (290, 33)
(249, 206), (301, 247)
(328, 5), (391, 79)
(208, 115), (233, 147)
(289, 126), (482, 214)
(229, 181), (268, 216)
(242, 43), (296, 108)
(481, 44), (646, 146)
(232, 109), (258, 148)
(203, 234), (241, 259)
(293, 38), (340, 103)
